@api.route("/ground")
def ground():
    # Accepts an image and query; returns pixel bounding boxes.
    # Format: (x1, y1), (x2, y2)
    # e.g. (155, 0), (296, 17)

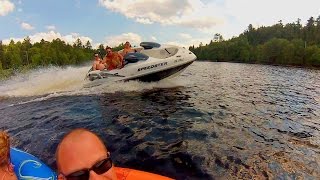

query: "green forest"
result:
(190, 16), (320, 67)
(0, 37), (128, 79)
(0, 38), (95, 79)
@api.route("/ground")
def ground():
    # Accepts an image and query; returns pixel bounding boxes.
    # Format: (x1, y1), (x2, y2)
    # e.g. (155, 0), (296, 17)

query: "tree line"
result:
(0, 35), (131, 79)
(190, 16), (320, 67)
(0, 37), (95, 78)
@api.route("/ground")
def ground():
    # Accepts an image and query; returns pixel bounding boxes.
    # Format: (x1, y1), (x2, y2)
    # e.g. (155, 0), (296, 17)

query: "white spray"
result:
(0, 65), (189, 99)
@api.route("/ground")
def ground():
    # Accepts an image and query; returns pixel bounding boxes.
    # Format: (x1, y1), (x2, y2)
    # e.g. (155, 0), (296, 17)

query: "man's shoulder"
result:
(115, 52), (122, 57)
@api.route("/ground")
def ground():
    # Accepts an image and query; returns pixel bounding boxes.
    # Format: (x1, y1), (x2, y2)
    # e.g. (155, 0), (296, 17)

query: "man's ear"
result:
(58, 174), (65, 180)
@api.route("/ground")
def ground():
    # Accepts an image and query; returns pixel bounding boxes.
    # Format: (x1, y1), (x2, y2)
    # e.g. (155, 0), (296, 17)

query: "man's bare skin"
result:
(56, 129), (118, 180)
(102, 48), (123, 70)
(92, 54), (105, 71)
(121, 42), (134, 56)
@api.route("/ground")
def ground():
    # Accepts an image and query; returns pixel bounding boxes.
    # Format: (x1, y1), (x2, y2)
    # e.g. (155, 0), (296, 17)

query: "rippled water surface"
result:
(0, 62), (319, 179)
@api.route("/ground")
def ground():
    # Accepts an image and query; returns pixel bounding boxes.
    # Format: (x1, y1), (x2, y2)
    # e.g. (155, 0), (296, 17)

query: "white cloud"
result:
(99, 0), (223, 30)
(225, 0), (320, 27)
(136, 18), (153, 24)
(21, 22), (34, 30)
(46, 25), (56, 30)
(179, 33), (192, 39)
(2, 30), (215, 49)
(210, 0), (320, 39)
(104, 32), (142, 47)
(99, 0), (320, 39)
(165, 41), (188, 47)
(2, 31), (92, 45)
(177, 17), (222, 30)
(102, 32), (206, 48)
(166, 36), (212, 48)
(17, 8), (22, 12)
(0, 0), (15, 16)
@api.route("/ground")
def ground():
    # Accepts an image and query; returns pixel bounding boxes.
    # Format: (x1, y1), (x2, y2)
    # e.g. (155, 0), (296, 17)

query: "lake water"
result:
(0, 62), (319, 179)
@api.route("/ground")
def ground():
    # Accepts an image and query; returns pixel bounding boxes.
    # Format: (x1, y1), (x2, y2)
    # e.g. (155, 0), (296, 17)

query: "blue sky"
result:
(1, 0), (320, 48)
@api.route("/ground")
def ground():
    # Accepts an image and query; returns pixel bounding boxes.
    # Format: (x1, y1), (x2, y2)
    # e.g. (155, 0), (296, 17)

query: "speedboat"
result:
(84, 42), (196, 87)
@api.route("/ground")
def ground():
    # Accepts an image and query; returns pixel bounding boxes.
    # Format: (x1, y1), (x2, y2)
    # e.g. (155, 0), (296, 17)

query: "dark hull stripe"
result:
(127, 61), (194, 82)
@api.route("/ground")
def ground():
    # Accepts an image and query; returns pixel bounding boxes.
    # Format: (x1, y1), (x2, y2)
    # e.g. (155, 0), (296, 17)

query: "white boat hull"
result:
(84, 43), (196, 87)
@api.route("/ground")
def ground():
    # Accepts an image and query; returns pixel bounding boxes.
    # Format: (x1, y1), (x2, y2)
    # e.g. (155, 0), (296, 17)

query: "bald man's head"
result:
(55, 128), (118, 180)
(56, 129), (107, 172)
(56, 129), (117, 180)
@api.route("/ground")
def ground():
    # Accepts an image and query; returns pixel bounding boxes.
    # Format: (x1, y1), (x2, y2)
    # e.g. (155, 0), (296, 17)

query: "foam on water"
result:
(0, 65), (88, 97)
(0, 64), (188, 99)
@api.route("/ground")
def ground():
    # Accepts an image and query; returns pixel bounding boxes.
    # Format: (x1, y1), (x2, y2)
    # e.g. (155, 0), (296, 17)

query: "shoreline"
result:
(196, 60), (320, 70)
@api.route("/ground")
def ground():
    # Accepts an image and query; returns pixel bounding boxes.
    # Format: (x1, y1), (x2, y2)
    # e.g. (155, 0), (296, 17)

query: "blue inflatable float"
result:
(10, 148), (57, 180)
(9, 148), (172, 180)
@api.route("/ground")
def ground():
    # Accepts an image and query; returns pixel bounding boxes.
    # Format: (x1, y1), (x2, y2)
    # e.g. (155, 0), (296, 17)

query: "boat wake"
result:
(0, 65), (188, 103)
(0, 66), (88, 97)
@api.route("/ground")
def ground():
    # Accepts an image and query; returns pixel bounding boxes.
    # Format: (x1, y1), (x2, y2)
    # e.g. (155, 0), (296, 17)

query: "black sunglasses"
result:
(64, 154), (112, 180)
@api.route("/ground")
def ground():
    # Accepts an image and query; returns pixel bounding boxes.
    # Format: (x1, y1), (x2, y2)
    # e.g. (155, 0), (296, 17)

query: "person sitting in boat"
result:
(0, 131), (17, 180)
(120, 41), (135, 56)
(103, 46), (124, 71)
(55, 128), (118, 180)
(92, 53), (105, 71)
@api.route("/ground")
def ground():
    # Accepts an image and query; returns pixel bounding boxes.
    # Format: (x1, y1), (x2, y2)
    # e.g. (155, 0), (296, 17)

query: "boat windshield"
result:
(124, 52), (149, 64)
(140, 47), (178, 59)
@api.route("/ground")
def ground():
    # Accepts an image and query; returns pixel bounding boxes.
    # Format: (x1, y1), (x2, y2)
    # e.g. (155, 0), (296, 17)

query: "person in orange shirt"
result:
(102, 47), (124, 71)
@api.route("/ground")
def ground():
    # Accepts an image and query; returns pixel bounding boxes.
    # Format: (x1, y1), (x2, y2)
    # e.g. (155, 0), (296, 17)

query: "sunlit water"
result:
(0, 62), (319, 179)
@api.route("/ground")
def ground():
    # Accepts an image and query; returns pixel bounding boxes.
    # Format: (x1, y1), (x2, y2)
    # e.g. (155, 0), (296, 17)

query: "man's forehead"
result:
(58, 131), (107, 154)
(62, 131), (101, 145)
(56, 131), (107, 171)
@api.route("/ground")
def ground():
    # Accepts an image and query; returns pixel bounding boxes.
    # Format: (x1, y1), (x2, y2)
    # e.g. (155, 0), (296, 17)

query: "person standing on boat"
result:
(103, 47), (124, 71)
(0, 131), (17, 180)
(120, 41), (135, 56)
(92, 53), (105, 71)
